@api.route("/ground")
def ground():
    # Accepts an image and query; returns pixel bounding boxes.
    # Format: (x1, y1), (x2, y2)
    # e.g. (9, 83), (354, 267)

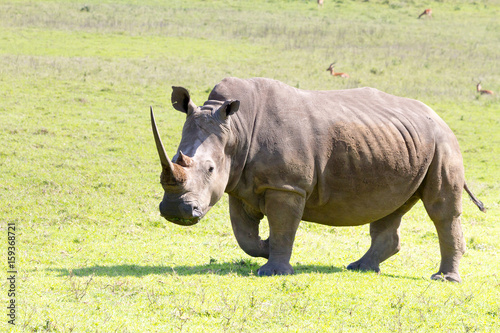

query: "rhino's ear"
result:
(171, 86), (197, 114)
(217, 100), (240, 121)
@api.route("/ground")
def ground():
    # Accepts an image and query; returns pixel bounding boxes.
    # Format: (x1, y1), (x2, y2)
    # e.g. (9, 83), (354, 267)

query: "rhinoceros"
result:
(150, 77), (485, 282)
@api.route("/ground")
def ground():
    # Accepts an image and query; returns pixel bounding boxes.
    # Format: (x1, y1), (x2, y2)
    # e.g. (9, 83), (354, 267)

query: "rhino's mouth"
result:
(162, 215), (200, 226)
(159, 200), (204, 226)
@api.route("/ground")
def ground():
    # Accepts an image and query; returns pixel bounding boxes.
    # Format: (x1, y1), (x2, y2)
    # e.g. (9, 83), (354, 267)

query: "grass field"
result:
(1, 0), (499, 331)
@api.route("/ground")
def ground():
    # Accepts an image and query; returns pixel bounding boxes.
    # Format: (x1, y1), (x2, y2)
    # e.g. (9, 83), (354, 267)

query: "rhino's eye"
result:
(204, 160), (215, 176)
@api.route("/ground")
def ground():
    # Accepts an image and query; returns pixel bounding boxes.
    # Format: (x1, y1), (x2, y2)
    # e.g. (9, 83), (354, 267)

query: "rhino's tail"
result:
(464, 183), (486, 213)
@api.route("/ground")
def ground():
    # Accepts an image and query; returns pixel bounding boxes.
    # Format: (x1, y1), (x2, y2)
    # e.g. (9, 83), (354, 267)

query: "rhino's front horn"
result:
(150, 107), (186, 185)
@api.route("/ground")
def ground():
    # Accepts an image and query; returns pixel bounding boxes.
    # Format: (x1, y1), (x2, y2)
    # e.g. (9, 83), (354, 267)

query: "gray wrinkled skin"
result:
(153, 77), (485, 282)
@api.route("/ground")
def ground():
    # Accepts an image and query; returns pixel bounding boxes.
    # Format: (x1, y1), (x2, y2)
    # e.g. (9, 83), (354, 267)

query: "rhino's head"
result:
(151, 86), (240, 226)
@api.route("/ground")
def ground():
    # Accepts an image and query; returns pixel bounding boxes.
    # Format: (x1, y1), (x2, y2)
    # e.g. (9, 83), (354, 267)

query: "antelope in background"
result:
(418, 8), (432, 19)
(327, 63), (349, 78)
(318, 0), (324, 7)
(476, 81), (494, 95)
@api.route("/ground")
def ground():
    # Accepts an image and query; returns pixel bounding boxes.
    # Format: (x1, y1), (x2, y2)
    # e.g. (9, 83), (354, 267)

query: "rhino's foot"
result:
(431, 272), (461, 283)
(346, 259), (381, 273)
(257, 262), (294, 276)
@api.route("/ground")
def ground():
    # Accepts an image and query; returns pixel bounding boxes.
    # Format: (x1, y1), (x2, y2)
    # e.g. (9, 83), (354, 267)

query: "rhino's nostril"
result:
(178, 202), (201, 219)
(192, 207), (202, 218)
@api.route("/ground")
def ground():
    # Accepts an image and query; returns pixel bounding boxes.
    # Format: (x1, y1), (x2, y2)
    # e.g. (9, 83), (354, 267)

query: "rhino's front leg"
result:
(229, 196), (269, 258)
(257, 189), (305, 276)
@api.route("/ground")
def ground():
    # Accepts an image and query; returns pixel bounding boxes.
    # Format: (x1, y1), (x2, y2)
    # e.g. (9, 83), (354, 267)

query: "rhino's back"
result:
(217, 78), (455, 226)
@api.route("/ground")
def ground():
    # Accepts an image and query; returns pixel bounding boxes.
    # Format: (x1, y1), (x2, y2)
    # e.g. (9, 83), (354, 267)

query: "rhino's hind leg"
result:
(427, 215), (465, 283)
(420, 145), (466, 283)
(422, 186), (465, 283)
(347, 196), (419, 273)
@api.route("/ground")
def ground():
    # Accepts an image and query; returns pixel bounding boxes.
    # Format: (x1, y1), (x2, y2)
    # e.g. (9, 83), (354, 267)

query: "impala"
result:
(418, 8), (432, 19)
(476, 82), (494, 95)
(326, 63), (349, 78)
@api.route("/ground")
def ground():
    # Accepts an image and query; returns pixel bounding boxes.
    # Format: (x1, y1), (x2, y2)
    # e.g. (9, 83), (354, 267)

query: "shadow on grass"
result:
(48, 261), (344, 277)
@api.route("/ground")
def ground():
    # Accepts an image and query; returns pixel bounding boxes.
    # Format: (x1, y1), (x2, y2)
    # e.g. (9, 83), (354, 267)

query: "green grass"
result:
(0, 0), (499, 331)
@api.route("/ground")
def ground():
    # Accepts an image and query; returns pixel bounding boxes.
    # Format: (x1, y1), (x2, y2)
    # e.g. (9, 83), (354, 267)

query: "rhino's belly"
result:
(302, 183), (418, 227)
(301, 157), (431, 226)
(301, 133), (433, 226)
